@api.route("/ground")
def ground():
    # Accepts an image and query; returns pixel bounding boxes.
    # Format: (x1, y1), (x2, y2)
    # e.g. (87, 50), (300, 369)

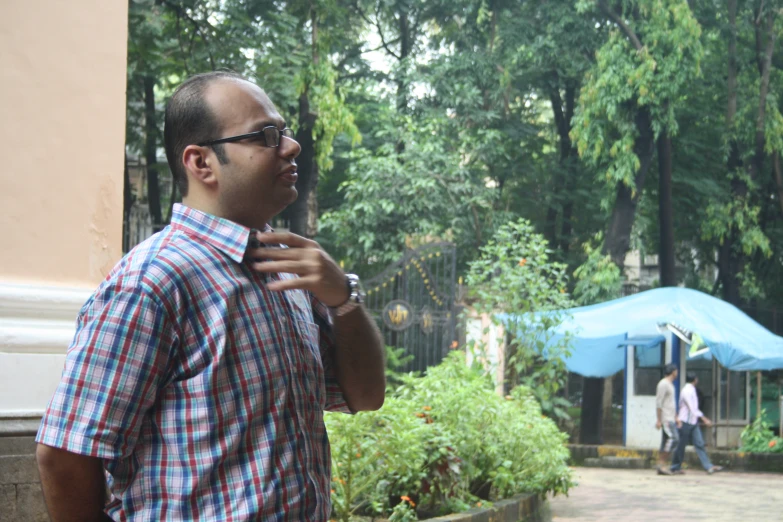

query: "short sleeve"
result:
(655, 380), (665, 409)
(36, 286), (174, 459)
(311, 297), (352, 414)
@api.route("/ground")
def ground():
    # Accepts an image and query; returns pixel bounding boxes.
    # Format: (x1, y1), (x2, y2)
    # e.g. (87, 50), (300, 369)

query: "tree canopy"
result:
(125, 0), (783, 314)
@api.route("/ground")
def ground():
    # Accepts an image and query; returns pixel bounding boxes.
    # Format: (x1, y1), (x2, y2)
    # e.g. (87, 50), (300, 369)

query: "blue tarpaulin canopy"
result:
(502, 287), (783, 378)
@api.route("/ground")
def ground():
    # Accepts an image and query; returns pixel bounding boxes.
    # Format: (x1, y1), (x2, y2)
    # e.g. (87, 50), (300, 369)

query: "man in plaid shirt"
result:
(35, 71), (386, 521)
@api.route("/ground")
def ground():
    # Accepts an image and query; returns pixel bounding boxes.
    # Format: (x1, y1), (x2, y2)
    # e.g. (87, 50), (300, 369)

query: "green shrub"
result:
(739, 410), (783, 454)
(464, 219), (574, 426)
(326, 352), (575, 521)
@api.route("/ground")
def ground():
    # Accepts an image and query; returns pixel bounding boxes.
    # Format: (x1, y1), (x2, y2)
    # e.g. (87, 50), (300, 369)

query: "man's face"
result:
(204, 79), (301, 226)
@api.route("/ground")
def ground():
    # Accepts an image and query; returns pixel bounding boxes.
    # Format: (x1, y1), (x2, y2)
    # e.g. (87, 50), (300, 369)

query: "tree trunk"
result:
(773, 154), (783, 216)
(544, 88), (565, 248)
(306, 189), (319, 238)
(750, 11), (776, 183)
(143, 76), (163, 231)
(396, 8), (410, 113)
(657, 133), (676, 286)
(544, 205), (559, 249)
(719, 0), (742, 305)
(603, 107), (655, 270)
(560, 85), (577, 255)
(718, 2), (776, 306)
(546, 84), (577, 253)
(123, 152), (133, 252)
(395, 2), (412, 155)
(286, 7), (319, 237)
(165, 176), (179, 225)
(288, 92), (318, 237)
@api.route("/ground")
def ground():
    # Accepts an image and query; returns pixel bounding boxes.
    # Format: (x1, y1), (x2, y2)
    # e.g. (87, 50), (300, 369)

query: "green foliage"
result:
(571, 0), (703, 196)
(327, 396), (432, 520)
(739, 410), (783, 454)
(326, 352), (574, 520)
(465, 219), (573, 422)
(126, 0), (783, 347)
(465, 219), (573, 316)
(573, 233), (623, 306)
(297, 60), (362, 173)
(319, 111), (502, 276)
(701, 174), (771, 257)
(388, 499), (418, 522)
(385, 345), (416, 387)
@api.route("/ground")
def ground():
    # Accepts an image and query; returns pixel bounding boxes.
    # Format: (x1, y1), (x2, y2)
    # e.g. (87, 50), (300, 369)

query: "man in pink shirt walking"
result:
(670, 372), (724, 474)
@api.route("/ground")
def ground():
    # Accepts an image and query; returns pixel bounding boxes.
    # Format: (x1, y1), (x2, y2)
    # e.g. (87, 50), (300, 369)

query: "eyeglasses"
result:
(198, 126), (295, 148)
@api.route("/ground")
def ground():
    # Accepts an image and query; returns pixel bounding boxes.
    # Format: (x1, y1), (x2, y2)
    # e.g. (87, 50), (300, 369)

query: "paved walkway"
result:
(548, 467), (783, 521)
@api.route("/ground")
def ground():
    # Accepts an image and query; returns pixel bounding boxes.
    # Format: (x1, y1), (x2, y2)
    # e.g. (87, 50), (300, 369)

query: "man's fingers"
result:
(252, 260), (313, 274)
(266, 275), (318, 292)
(256, 231), (319, 249)
(250, 248), (305, 261)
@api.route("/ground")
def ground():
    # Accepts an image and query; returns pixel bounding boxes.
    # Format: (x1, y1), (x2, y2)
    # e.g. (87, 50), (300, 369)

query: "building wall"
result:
(0, 0), (127, 287)
(0, 1), (128, 519)
(465, 312), (506, 396)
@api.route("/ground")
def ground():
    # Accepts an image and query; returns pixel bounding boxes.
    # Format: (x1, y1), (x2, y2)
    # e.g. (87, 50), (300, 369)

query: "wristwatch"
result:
(333, 274), (364, 316)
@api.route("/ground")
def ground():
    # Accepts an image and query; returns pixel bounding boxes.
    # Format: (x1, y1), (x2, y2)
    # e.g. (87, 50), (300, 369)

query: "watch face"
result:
(346, 274), (364, 303)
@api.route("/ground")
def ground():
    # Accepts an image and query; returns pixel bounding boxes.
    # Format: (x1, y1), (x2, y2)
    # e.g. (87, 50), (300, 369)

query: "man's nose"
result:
(279, 135), (301, 160)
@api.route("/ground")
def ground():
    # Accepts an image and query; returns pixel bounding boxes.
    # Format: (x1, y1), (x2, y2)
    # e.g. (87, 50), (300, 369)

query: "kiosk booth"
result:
(504, 288), (783, 449)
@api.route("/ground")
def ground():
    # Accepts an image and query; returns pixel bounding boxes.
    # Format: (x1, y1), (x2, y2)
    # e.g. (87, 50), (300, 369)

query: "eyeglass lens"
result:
(263, 127), (294, 147)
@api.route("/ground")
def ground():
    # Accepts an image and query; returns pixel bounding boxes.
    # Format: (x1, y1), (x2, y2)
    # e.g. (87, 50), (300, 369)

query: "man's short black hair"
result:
(163, 71), (247, 196)
(664, 363), (678, 377)
(686, 371), (698, 383)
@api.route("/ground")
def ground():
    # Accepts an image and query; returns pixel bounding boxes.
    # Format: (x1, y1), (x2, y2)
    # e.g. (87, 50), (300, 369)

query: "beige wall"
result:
(0, 3), (128, 516)
(0, 0), (128, 288)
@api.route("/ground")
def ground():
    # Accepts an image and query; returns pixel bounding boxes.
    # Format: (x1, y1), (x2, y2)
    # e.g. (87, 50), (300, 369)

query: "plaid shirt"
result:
(37, 204), (350, 521)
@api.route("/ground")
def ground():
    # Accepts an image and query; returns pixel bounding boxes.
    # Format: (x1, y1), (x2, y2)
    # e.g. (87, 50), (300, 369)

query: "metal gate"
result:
(364, 242), (459, 373)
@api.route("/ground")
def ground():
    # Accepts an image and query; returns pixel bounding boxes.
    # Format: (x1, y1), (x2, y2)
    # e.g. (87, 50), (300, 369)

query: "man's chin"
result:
(271, 186), (298, 215)
(282, 185), (298, 204)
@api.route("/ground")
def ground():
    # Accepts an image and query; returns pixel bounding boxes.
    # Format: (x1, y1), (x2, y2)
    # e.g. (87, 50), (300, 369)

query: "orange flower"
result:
(770, 439), (777, 448)
(416, 412), (426, 418)
(400, 495), (416, 507)
(355, 453), (361, 458)
(330, 489), (335, 494)
(423, 406), (432, 411)
(518, 258), (527, 267)
(450, 341), (459, 349)
(476, 501), (483, 507)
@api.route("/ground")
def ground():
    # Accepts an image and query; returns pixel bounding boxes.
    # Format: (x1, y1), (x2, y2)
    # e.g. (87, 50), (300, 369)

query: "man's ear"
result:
(182, 145), (218, 188)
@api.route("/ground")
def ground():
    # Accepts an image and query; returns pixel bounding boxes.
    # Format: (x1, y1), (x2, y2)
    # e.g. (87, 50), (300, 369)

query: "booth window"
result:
(634, 342), (665, 396)
(719, 366), (748, 421)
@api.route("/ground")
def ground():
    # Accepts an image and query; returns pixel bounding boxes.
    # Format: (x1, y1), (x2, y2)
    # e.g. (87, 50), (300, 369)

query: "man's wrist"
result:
(330, 274), (364, 316)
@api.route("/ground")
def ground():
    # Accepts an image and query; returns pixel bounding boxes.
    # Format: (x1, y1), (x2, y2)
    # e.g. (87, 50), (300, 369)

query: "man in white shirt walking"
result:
(655, 364), (680, 475)
(670, 372), (724, 474)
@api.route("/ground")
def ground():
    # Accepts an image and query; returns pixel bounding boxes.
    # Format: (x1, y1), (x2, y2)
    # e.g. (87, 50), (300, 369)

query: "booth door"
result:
(625, 340), (669, 448)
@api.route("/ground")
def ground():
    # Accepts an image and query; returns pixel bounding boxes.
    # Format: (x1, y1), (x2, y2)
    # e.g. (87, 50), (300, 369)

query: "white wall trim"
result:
(0, 282), (92, 354)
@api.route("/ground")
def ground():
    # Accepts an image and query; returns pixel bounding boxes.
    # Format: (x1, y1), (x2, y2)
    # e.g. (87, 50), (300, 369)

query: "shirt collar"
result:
(169, 203), (271, 264)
